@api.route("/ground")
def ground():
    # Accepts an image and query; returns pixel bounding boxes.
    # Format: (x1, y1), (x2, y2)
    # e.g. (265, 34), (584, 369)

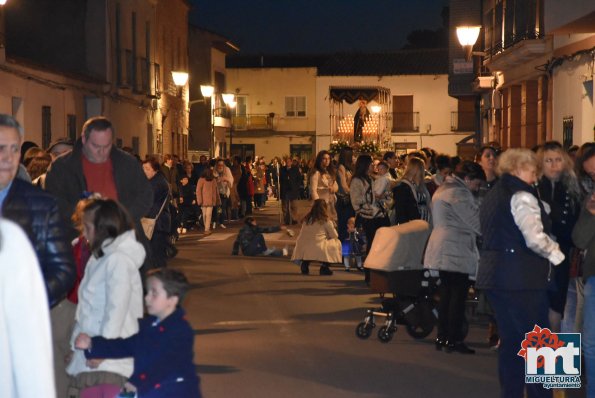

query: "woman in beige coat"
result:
(292, 199), (342, 275)
(196, 167), (221, 234)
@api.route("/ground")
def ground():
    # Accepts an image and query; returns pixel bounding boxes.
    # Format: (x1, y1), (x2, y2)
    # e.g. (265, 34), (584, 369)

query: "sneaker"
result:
(212, 222), (216, 230)
(181, 228), (187, 234)
(286, 229), (295, 237)
(220, 224), (227, 229)
(177, 227), (183, 234)
(282, 247), (289, 256)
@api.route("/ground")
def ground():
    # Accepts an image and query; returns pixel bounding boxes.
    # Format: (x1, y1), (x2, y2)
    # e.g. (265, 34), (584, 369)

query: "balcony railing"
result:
(391, 112), (419, 132)
(483, 0), (544, 57)
(451, 111), (476, 132)
(232, 114), (274, 130)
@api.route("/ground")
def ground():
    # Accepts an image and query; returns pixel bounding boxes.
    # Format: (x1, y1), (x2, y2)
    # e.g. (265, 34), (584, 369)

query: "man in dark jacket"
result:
(45, 116), (153, 240)
(0, 113), (76, 397)
(279, 158), (302, 225)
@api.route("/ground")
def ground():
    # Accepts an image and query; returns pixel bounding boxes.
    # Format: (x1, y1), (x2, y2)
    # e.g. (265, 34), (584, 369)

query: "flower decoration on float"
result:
(330, 140), (351, 155)
(359, 141), (380, 156)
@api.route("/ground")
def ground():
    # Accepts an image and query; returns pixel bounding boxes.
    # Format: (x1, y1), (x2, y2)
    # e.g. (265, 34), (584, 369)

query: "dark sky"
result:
(188, 0), (449, 55)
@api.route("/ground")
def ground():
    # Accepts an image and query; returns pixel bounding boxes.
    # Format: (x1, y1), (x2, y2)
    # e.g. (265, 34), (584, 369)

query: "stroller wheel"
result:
(377, 326), (394, 343)
(355, 322), (373, 339)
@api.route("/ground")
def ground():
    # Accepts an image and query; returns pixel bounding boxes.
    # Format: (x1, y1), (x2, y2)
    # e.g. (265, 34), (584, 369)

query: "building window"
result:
(562, 116), (573, 149)
(285, 96), (306, 117)
(41, 106), (52, 149)
(67, 114), (77, 140)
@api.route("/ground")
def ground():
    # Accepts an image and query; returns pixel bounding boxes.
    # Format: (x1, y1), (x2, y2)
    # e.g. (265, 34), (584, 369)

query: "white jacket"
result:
(67, 229), (145, 378)
(0, 220), (55, 398)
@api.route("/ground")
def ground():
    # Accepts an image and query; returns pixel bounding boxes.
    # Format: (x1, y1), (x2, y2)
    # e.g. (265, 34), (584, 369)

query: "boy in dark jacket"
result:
(232, 217), (287, 257)
(74, 269), (201, 398)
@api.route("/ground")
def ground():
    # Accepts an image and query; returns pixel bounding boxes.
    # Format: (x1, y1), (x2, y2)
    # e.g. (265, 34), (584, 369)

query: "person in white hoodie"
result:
(0, 218), (55, 398)
(66, 199), (144, 398)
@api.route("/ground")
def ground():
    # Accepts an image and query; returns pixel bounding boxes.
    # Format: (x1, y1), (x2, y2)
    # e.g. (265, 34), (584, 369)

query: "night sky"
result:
(188, 0), (449, 55)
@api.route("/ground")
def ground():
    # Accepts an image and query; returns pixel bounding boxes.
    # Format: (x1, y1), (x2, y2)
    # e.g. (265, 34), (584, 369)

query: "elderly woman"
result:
(477, 148), (564, 398)
(309, 150), (338, 221)
(424, 160), (485, 354)
(536, 141), (581, 332)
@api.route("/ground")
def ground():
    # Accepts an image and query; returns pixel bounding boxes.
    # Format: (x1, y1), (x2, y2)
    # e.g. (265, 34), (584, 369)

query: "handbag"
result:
(141, 195), (169, 240)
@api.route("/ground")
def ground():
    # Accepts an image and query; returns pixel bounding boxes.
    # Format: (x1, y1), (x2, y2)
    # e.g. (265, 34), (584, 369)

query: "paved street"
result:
(170, 201), (500, 397)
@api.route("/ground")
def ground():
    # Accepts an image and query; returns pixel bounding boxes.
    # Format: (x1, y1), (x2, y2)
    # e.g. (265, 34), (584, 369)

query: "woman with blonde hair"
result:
(536, 141), (581, 333)
(291, 199), (342, 276)
(477, 148), (564, 398)
(392, 156), (432, 225)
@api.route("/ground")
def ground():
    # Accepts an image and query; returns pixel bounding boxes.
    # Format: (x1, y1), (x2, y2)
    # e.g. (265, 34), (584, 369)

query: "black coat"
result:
(2, 178), (76, 307)
(280, 165), (302, 200)
(147, 172), (171, 234)
(45, 139), (153, 239)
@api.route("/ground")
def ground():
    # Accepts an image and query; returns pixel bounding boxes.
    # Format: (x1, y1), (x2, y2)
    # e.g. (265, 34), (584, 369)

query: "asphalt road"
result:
(169, 201), (501, 398)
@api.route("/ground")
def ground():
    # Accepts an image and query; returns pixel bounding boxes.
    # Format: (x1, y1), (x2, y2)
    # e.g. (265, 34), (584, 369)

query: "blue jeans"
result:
(485, 289), (551, 398)
(583, 277), (595, 397)
(562, 277), (585, 333)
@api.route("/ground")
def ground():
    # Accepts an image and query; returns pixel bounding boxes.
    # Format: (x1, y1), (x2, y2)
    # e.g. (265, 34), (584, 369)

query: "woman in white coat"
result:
(292, 199), (342, 275)
(424, 161), (485, 354)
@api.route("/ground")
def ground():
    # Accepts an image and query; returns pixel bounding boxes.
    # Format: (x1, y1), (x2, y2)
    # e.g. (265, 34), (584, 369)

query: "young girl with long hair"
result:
(309, 150), (338, 220)
(196, 167), (221, 235)
(66, 199), (144, 398)
(291, 199), (342, 275)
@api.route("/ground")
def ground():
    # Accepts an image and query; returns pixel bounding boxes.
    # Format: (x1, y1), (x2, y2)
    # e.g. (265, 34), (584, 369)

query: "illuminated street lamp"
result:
(171, 71), (189, 87)
(456, 26), (482, 61)
(200, 84), (214, 98)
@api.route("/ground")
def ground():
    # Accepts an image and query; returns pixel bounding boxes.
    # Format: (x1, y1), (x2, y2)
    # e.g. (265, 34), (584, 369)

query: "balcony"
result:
(482, 0), (547, 70)
(391, 112), (419, 132)
(451, 111), (476, 132)
(232, 114), (275, 130)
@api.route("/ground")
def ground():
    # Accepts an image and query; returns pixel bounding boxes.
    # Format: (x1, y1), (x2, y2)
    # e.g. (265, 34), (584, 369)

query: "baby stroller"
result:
(355, 220), (438, 343)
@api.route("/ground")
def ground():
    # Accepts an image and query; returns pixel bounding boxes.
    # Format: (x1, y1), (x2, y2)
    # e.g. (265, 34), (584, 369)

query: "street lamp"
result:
(227, 100), (237, 155)
(456, 25), (484, 149)
(196, 85), (235, 158)
(456, 26), (482, 61)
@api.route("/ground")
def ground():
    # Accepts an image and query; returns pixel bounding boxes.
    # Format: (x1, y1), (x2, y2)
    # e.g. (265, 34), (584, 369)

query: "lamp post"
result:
(227, 100), (237, 157)
(198, 85), (235, 158)
(456, 25), (484, 149)
(456, 26), (482, 62)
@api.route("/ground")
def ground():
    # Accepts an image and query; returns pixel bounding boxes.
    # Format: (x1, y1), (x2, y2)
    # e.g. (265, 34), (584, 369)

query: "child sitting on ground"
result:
(232, 217), (288, 257)
(74, 268), (201, 398)
(342, 216), (365, 271)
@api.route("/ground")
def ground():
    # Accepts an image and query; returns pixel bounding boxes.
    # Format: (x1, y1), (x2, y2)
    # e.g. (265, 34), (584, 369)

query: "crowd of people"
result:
(1, 110), (595, 398)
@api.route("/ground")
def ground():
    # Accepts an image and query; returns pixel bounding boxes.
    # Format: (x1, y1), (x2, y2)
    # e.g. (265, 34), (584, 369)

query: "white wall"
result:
(552, 54), (595, 145)
(315, 75), (465, 156)
(227, 67), (317, 132)
(0, 64), (102, 146)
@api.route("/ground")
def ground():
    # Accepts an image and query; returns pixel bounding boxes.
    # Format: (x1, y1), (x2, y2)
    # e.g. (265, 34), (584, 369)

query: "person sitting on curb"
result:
(232, 217), (288, 257)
